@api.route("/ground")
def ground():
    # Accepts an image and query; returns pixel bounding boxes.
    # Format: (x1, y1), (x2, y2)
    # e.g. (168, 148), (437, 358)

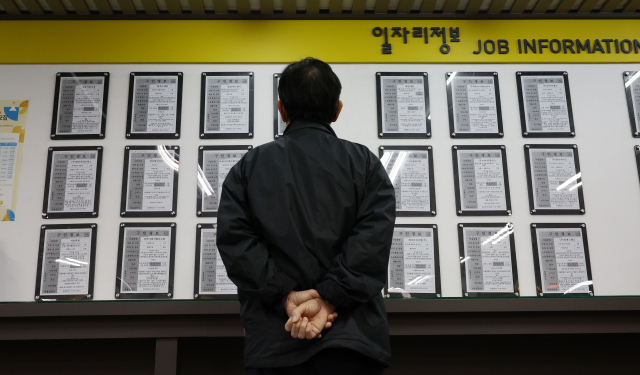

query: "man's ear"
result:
(331, 100), (343, 123)
(277, 100), (290, 125)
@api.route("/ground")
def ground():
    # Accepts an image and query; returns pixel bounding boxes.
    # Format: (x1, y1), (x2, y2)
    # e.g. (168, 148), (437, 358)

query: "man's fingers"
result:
(291, 290), (320, 306)
(297, 317), (308, 339)
(294, 318), (303, 339)
(286, 298), (334, 340)
(326, 312), (338, 325)
(290, 303), (308, 324)
(306, 323), (321, 340)
(308, 322), (321, 334)
(291, 317), (302, 338)
(305, 324), (316, 340)
(290, 323), (297, 338)
(290, 309), (301, 324)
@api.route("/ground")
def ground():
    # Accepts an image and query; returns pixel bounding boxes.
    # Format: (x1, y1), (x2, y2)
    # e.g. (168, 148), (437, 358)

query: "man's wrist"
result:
(316, 279), (350, 310)
(320, 298), (336, 313)
(327, 300), (336, 312)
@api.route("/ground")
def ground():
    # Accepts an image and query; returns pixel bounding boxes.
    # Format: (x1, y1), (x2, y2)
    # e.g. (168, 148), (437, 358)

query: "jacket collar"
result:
(283, 119), (337, 137)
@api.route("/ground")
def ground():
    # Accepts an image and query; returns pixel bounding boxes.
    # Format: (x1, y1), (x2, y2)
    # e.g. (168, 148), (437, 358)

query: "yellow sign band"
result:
(2, 20), (640, 64)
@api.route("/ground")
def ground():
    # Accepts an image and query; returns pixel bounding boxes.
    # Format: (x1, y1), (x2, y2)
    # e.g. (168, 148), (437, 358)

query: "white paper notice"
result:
(148, 81), (176, 132)
(458, 150), (507, 211)
(538, 82), (570, 132)
(199, 228), (237, 295)
(66, 158), (96, 211)
(553, 236), (589, 293)
(41, 229), (92, 296)
(402, 237), (436, 293)
(630, 73), (640, 131)
(205, 76), (250, 134)
(388, 228), (437, 295)
(134, 236), (170, 293)
(522, 76), (570, 133)
(399, 153), (430, 211)
(530, 149), (580, 210)
(121, 227), (173, 294)
(142, 158), (173, 210)
(201, 150), (247, 212)
(545, 156), (579, 209)
(126, 150), (175, 212)
(57, 77), (104, 134)
(467, 84), (499, 132)
(217, 158), (235, 206)
(73, 84), (102, 132)
(464, 227), (514, 293)
(382, 150), (431, 212)
(0, 133), (19, 209)
(477, 235), (513, 292)
(220, 83), (249, 133)
(536, 228), (590, 294)
(276, 77), (286, 135)
(213, 249), (235, 293)
(55, 237), (91, 294)
(472, 155), (507, 210)
(452, 76), (499, 133)
(380, 76), (427, 133)
(398, 84), (426, 132)
(47, 151), (98, 213)
(132, 77), (178, 133)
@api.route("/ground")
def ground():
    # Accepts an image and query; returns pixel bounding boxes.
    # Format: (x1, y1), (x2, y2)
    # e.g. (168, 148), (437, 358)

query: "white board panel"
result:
(0, 63), (638, 301)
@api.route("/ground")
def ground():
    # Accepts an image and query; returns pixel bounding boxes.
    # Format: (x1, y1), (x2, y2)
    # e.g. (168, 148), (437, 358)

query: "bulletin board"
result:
(0, 20), (639, 303)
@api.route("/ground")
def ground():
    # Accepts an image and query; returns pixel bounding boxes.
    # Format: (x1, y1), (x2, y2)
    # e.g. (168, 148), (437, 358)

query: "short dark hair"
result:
(278, 57), (342, 123)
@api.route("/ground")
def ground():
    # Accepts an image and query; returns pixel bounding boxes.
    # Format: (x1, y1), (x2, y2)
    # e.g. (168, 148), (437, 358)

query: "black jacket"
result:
(217, 119), (396, 368)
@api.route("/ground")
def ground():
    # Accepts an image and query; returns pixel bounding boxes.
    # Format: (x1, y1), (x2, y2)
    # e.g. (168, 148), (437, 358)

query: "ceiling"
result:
(0, 0), (638, 18)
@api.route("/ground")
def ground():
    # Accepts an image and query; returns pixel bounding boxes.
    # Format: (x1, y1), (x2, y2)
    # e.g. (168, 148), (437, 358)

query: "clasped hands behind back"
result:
(284, 290), (337, 340)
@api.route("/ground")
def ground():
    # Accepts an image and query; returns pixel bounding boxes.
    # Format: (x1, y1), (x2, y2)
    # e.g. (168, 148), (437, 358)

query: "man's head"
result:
(278, 58), (343, 125)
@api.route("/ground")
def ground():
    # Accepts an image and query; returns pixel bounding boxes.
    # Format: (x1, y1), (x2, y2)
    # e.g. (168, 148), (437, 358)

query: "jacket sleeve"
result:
(216, 157), (298, 309)
(315, 151), (396, 311)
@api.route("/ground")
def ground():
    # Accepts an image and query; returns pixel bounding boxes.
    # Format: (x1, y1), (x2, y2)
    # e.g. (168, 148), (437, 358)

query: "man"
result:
(217, 57), (396, 375)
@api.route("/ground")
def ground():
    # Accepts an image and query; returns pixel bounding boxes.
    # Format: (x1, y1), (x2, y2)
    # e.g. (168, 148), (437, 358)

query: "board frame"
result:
(115, 222), (176, 300)
(126, 72), (183, 140)
(120, 145), (180, 218)
(635, 145), (640, 185)
(524, 144), (585, 215)
(42, 146), (103, 219)
(379, 145), (437, 217)
(35, 223), (98, 302)
(445, 71), (504, 139)
(196, 145), (253, 218)
(458, 222), (519, 298)
(50, 72), (109, 140)
(376, 72), (431, 139)
(516, 71), (575, 138)
(273, 73), (285, 139)
(199, 72), (254, 139)
(451, 145), (512, 216)
(194, 224), (238, 300)
(385, 224), (441, 299)
(530, 223), (594, 297)
(624, 71), (640, 138)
